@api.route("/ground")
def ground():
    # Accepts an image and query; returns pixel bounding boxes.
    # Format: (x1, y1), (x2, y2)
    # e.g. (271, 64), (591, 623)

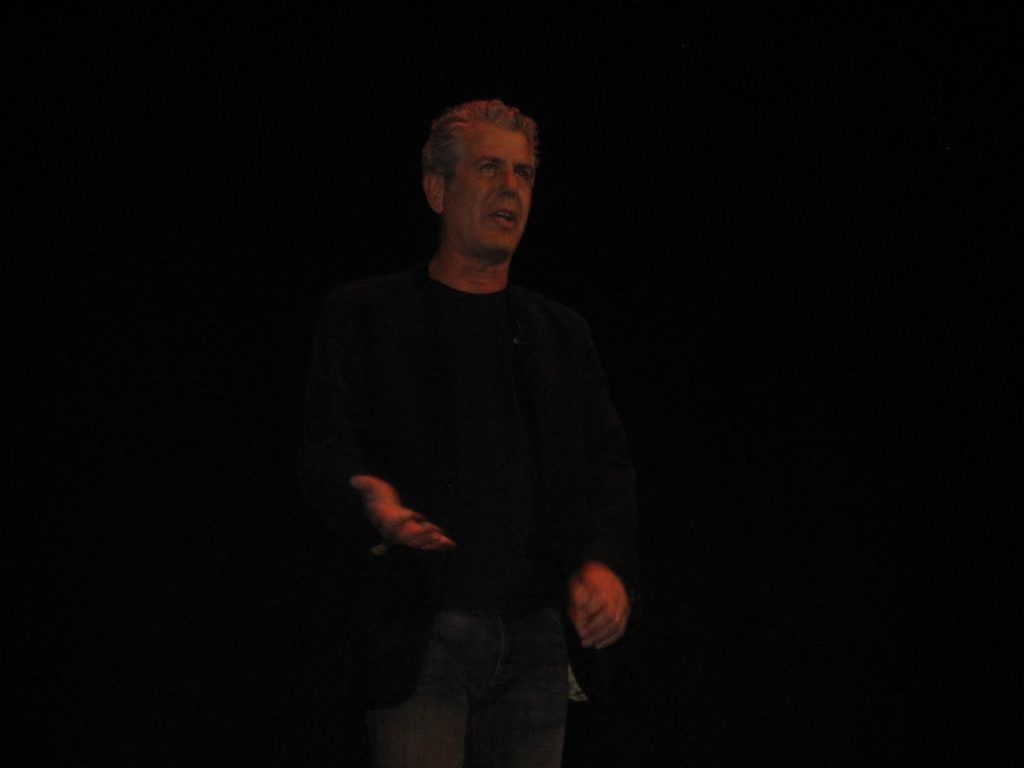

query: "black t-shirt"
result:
(429, 279), (555, 608)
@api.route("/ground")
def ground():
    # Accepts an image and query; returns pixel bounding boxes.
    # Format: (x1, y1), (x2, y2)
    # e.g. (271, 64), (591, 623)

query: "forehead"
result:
(459, 122), (534, 164)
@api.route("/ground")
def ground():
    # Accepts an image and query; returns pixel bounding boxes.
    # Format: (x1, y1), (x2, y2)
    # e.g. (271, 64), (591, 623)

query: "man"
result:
(301, 99), (638, 767)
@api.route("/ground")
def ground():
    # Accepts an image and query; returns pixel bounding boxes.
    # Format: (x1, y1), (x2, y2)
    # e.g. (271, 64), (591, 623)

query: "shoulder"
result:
(510, 283), (591, 338)
(316, 266), (423, 322)
(324, 267), (421, 306)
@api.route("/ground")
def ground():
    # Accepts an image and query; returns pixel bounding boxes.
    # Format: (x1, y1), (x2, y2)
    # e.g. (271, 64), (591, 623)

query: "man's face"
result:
(427, 122), (536, 264)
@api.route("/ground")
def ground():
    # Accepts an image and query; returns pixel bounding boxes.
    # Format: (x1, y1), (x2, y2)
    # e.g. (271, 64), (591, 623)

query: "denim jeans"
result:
(366, 606), (569, 768)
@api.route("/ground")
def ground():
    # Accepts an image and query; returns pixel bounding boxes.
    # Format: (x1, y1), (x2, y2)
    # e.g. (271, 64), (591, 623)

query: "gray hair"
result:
(421, 99), (540, 181)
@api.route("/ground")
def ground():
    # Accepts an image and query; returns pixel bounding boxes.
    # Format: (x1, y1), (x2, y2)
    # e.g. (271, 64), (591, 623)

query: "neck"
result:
(428, 249), (511, 294)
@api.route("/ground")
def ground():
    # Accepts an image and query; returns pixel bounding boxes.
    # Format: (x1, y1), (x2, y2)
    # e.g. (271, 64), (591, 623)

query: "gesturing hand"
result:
(567, 561), (630, 650)
(350, 475), (456, 551)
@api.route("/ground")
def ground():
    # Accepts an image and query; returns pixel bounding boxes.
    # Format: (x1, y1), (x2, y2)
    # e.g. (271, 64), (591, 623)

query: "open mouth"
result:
(492, 209), (517, 227)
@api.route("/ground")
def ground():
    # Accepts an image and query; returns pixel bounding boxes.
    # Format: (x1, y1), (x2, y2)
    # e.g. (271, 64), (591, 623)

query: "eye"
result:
(513, 164), (535, 183)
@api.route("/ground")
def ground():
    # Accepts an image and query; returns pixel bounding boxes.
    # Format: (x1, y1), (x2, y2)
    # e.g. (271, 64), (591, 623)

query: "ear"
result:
(423, 172), (446, 214)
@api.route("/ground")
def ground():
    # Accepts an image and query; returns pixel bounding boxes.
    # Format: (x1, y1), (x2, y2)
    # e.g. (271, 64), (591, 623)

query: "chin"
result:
(476, 245), (516, 265)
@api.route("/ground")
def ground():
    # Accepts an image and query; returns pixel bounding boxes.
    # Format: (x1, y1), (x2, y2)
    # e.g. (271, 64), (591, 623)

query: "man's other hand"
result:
(567, 560), (630, 649)
(350, 475), (456, 551)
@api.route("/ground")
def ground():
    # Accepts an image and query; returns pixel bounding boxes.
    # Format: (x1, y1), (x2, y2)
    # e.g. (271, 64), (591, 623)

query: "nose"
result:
(498, 166), (520, 193)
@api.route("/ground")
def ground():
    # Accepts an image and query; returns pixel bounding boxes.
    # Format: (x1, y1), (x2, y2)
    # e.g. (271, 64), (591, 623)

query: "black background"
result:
(15, 8), (1017, 766)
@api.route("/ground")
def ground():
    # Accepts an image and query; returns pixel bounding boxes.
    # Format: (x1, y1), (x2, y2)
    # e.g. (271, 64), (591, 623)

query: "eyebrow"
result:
(476, 155), (535, 170)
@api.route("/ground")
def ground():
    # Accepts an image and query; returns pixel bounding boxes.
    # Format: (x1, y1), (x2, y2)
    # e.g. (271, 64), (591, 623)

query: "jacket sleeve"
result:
(299, 288), (379, 553)
(579, 322), (640, 592)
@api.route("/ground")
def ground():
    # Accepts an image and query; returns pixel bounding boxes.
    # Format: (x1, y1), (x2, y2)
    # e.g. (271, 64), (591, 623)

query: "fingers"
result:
(571, 603), (627, 648)
(350, 475), (455, 551)
(572, 599), (629, 649)
(395, 517), (456, 550)
(568, 562), (630, 649)
(380, 511), (456, 551)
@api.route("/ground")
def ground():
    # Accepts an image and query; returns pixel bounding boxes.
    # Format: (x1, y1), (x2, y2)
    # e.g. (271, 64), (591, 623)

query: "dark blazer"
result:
(300, 263), (638, 707)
